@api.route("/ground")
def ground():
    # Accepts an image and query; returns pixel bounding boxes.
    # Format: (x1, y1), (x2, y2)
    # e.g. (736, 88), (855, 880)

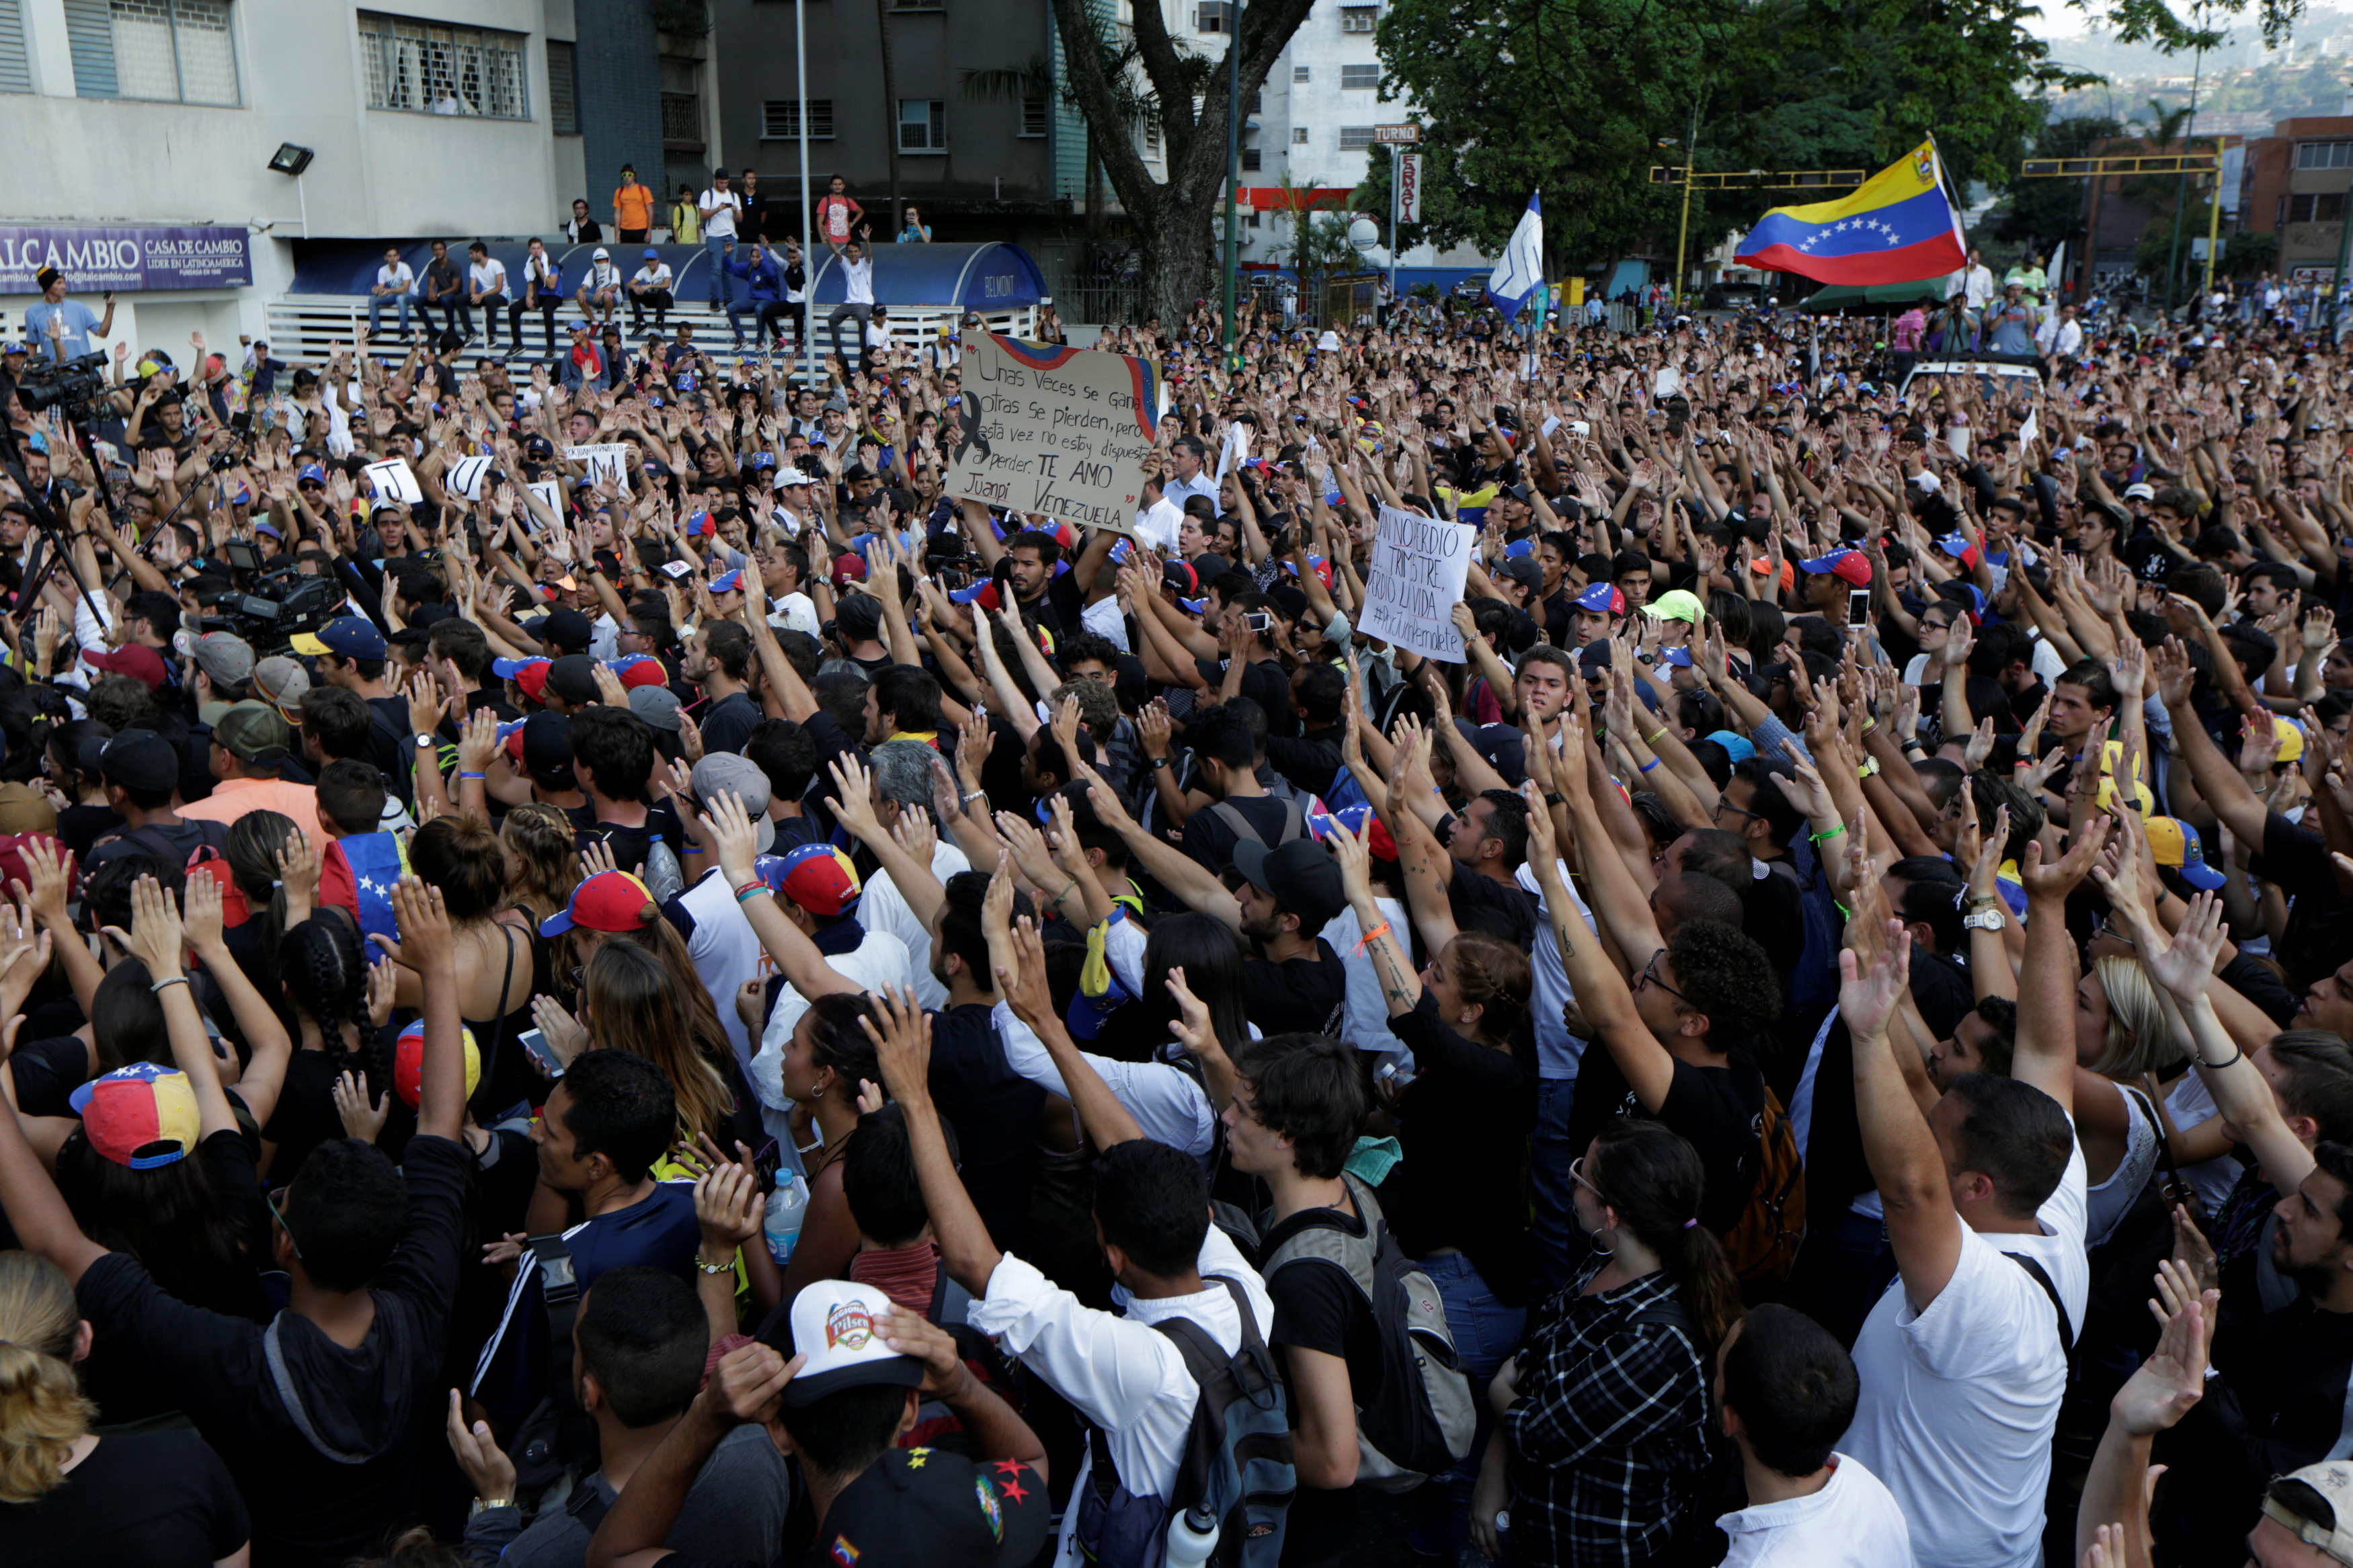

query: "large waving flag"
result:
(1486, 192), (1544, 314)
(1734, 139), (1966, 285)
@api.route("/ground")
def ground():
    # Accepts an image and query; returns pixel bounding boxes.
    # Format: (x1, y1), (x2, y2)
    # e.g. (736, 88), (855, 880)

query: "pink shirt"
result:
(179, 776), (330, 845)
(1892, 309), (1925, 352)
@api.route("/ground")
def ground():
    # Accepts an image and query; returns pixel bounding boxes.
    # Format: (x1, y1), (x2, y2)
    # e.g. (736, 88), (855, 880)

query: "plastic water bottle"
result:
(1164, 1503), (1218, 1568)
(764, 1173), (808, 1266)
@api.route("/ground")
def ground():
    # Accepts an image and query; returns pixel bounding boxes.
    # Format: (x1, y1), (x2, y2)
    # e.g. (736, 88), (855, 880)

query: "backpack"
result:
(1722, 1084), (1806, 1286)
(503, 1234), (600, 1502)
(1259, 1173), (1474, 1491)
(1209, 798), (1304, 854)
(1072, 1276), (1295, 1568)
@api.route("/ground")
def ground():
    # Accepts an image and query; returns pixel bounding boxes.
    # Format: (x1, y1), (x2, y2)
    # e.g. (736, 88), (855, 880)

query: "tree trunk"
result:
(1138, 192), (1218, 327)
(877, 0), (902, 235)
(1086, 134), (1103, 238)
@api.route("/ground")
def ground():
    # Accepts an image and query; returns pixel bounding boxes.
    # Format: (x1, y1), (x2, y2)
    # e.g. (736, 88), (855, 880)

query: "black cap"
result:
(1230, 837), (1345, 932)
(98, 732), (177, 794)
(534, 606), (594, 655)
(836, 595), (884, 643)
(545, 654), (600, 706)
(521, 711), (574, 778)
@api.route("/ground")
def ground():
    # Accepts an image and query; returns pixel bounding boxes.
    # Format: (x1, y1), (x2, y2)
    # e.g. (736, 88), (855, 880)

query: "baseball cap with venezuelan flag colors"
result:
(540, 869), (658, 937)
(777, 842), (861, 917)
(69, 1063), (201, 1168)
(394, 1018), (482, 1108)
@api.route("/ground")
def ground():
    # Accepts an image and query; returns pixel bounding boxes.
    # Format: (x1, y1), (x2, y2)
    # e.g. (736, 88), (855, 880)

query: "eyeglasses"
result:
(1634, 948), (1690, 1007)
(265, 1186), (303, 1259)
(1712, 795), (1763, 825)
(1569, 1156), (1608, 1206)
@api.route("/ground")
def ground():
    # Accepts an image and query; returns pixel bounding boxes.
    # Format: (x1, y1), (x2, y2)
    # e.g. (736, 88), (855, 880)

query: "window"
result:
(899, 97), (947, 151)
(1246, 90), (1261, 112)
(1021, 95), (1047, 136)
(2298, 140), (2353, 169)
(1247, 210), (1262, 229)
(1291, 126), (1309, 145)
(1242, 147), (1262, 171)
(1293, 65), (1310, 83)
(659, 56), (699, 142)
(764, 99), (835, 138)
(1196, 1), (1230, 32)
(1339, 125), (1374, 150)
(0, 0), (29, 93)
(64, 0), (239, 104)
(358, 12), (526, 118)
(1141, 116), (1162, 157)
(1341, 6), (1377, 31)
(2283, 192), (2348, 222)
(1341, 63), (1378, 89)
(546, 39), (576, 134)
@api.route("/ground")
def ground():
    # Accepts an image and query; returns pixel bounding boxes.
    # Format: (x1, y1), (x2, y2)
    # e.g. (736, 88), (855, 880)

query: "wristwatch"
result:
(413, 732), (436, 751)
(1962, 908), (2006, 932)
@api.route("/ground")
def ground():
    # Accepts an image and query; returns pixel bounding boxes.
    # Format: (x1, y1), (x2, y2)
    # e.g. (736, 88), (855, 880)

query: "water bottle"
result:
(764, 1172), (808, 1266)
(1164, 1503), (1218, 1568)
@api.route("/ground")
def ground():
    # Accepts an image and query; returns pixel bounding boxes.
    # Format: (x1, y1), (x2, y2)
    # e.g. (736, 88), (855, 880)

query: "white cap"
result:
(593, 247), (610, 260)
(776, 1281), (923, 1408)
(776, 468), (813, 487)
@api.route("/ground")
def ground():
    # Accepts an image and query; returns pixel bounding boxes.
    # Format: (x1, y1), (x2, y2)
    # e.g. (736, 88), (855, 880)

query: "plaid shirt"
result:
(1503, 1262), (1714, 1567)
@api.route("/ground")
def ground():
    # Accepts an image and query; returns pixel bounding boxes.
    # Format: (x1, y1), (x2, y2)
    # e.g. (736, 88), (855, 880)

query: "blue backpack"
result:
(1071, 1275), (1294, 1568)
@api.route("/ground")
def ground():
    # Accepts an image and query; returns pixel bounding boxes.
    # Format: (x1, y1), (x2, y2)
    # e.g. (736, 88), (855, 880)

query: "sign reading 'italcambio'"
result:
(0, 225), (253, 292)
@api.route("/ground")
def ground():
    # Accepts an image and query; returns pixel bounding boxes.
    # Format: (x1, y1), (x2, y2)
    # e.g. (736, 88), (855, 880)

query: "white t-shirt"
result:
(768, 591), (820, 636)
(1132, 495), (1184, 553)
(633, 263), (674, 290)
(378, 261), (417, 294)
(1525, 859), (1598, 1081)
(670, 868), (768, 1072)
(468, 258), (507, 296)
(1841, 1128), (2087, 1568)
(865, 840), (972, 1011)
(700, 189), (741, 240)
(1716, 1452), (1914, 1567)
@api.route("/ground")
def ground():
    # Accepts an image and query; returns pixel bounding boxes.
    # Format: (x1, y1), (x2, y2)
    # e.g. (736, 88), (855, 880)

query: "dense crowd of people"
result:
(5, 253), (2353, 1568)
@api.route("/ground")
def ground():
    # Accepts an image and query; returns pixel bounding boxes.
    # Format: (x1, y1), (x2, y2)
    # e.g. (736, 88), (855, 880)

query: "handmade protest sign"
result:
(362, 458), (423, 505)
(946, 333), (1159, 536)
(448, 456), (494, 501)
(564, 444), (632, 493)
(525, 481), (565, 528)
(1357, 503), (1473, 661)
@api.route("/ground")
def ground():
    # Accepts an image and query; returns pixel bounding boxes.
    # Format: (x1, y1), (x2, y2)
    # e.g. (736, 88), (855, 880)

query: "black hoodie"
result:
(74, 1134), (471, 1567)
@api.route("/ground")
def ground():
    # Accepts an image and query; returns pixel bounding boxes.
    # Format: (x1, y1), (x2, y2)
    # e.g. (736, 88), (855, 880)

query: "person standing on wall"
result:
(612, 165), (655, 245)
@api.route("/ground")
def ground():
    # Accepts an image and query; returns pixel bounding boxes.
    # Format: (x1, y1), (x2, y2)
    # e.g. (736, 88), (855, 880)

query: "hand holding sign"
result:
(363, 458), (424, 505)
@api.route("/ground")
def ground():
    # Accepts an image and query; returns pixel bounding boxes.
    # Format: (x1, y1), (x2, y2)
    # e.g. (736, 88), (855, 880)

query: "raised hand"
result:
(860, 984), (932, 1106)
(333, 1069), (391, 1142)
(104, 875), (186, 979)
(696, 790), (764, 890)
(1839, 918), (1911, 1039)
(446, 1389), (518, 1505)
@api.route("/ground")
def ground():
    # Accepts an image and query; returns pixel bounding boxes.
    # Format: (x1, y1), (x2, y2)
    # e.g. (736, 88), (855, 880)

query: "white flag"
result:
(1485, 192), (1544, 315)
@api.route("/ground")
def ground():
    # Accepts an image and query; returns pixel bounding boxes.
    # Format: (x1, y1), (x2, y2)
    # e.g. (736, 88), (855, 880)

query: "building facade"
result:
(2243, 114), (2353, 280)
(0, 0), (660, 345)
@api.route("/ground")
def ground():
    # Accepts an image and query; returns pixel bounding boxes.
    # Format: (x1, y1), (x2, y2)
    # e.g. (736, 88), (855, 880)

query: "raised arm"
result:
(702, 791), (860, 998)
(868, 986), (1003, 1294)
(2010, 817), (2110, 1116)
(1844, 917), (1966, 1308)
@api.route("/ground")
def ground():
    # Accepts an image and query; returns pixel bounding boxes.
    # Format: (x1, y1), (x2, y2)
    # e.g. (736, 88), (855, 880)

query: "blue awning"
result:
(290, 238), (1045, 311)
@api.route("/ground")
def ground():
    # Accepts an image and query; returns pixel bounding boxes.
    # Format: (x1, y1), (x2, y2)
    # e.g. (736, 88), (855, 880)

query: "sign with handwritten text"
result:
(946, 333), (1160, 535)
(1358, 503), (1474, 661)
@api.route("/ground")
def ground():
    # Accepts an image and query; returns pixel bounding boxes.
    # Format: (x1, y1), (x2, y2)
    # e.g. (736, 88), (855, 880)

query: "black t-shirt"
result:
(1181, 792), (1302, 875)
(928, 1003), (1043, 1255)
(699, 690), (762, 757)
(1242, 939), (1349, 1038)
(5, 1034), (89, 1118)
(54, 801), (122, 860)
(73, 1134), (472, 1568)
(1909, 948), (1977, 1042)
(1263, 1189), (1381, 1546)
(1566, 1038), (1766, 1235)
(577, 799), (687, 882)
(1446, 858), (1539, 949)
(1392, 995), (1533, 1305)
(1, 1429), (249, 1568)
(1265, 726), (1344, 802)
(1193, 656), (1296, 738)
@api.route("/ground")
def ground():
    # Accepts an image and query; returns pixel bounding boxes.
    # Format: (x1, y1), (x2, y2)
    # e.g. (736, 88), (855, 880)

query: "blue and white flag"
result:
(1486, 191), (1544, 315)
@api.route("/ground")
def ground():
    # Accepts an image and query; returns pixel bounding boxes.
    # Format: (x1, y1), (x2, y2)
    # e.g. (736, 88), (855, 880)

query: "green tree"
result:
(1049, 0), (1316, 323)
(1373, 0), (2079, 277)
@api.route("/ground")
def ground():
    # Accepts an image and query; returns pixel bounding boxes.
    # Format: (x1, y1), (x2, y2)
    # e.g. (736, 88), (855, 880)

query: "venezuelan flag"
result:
(1733, 138), (1966, 286)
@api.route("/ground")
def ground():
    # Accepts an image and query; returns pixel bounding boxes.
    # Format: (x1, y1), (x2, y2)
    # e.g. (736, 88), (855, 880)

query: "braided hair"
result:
(223, 811), (298, 1007)
(282, 914), (381, 1091)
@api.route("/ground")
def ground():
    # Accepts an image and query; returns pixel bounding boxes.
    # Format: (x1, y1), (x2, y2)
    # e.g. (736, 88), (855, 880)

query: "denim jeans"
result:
(705, 235), (732, 305)
(1412, 1251), (1525, 1560)
(366, 293), (412, 336)
(1529, 1077), (1583, 1296)
(828, 300), (873, 368)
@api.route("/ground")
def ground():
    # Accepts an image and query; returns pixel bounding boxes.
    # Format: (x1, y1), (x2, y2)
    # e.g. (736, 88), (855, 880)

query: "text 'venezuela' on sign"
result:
(945, 334), (1160, 538)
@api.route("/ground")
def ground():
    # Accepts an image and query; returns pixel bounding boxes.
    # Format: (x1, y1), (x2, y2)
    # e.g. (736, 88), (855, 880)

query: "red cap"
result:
(81, 644), (168, 690)
(831, 553), (867, 586)
(512, 660), (552, 703)
(539, 869), (657, 936)
(610, 655), (667, 690)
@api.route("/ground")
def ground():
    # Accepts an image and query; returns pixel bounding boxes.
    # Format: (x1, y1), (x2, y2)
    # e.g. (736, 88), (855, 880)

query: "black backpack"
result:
(1259, 1173), (1475, 1491)
(1071, 1276), (1295, 1567)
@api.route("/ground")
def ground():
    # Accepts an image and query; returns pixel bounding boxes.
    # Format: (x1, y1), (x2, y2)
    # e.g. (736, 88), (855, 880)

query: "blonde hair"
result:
(2092, 955), (2186, 1079)
(0, 1251), (94, 1503)
(501, 803), (583, 925)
